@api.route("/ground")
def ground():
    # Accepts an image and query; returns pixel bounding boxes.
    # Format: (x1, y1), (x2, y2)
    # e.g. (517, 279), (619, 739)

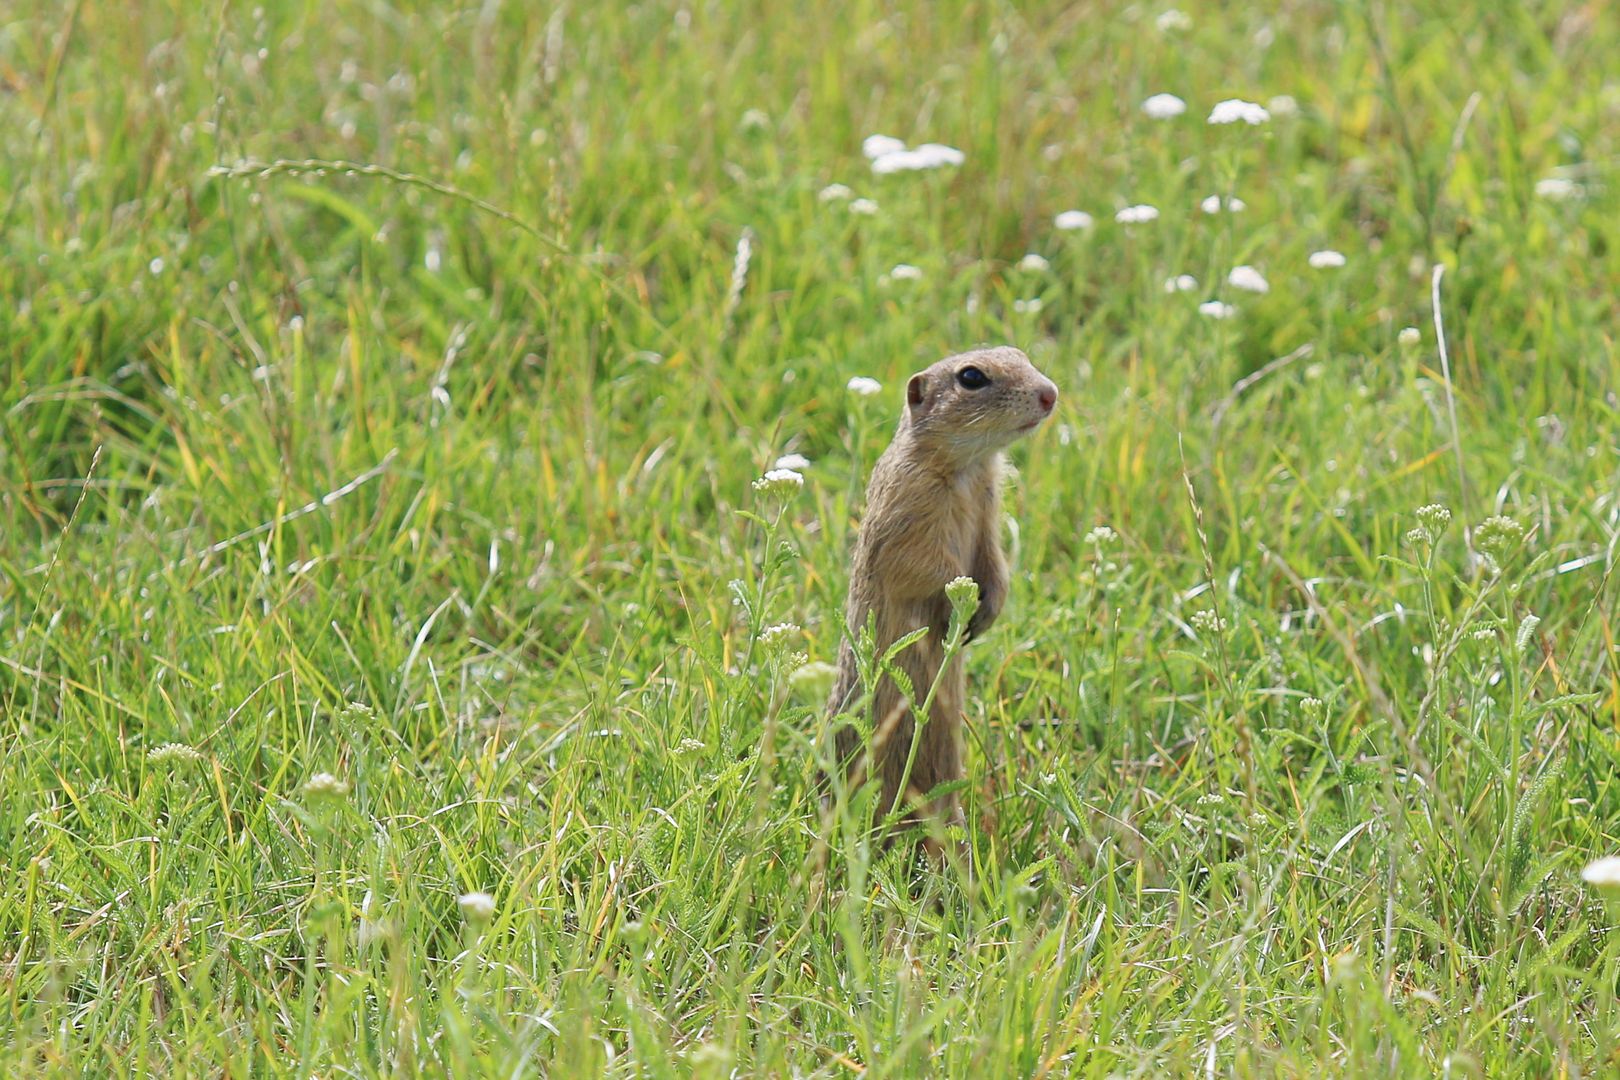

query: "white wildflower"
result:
(458, 891), (497, 924)
(1534, 176), (1581, 201)
(871, 142), (964, 174)
(1054, 210), (1095, 230)
(848, 198), (879, 216)
(789, 660), (839, 697)
(1164, 274), (1198, 293)
(944, 575), (980, 620)
(1189, 609), (1229, 635)
(1199, 194), (1246, 214)
(1398, 326), (1422, 346)
(674, 737), (706, 754)
(1208, 98), (1270, 125)
(1227, 265), (1270, 293)
(739, 108), (769, 131)
(818, 183), (852, 202)
(1155, 9), (1192, 31)
(147, 742), (203, 767)
(1267, 94), (1299, 117)
(752, 468), (804, 496)
(1199, 300), (1236, 319)
(1581, 856), (1620, 897)
(773, 453), (810, 470)
(1082, 525), (1118, 546)
(1115, 204), (1159, 224)
(888, 263), (923, 281)
(759, 622), (802, 647)
(1141, 93), (1187, 119)
(912, 142), (965, 167)
(846, 376), (882, 396)
(862, 134), (906, 160)
(1013, 298), (1044, 314)
(1308, 249), (1347, 269)
(148, 257), (165, 275)
(303, 772), (350, 801)
(1017, 252), (1051, 272)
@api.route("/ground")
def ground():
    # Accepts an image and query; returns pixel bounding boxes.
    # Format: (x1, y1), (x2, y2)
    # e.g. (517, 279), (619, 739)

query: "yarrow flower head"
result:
(1267, 94), (1300, 117)
(1299, 696), (1326, 720)
(886, 263), (923, 282)
(674, 737), (706, 755)
(148, 742), (204, 767)
(848, 198), (879, 216)
(818, 183), (852, 202)
(458, 891), (497, 924)
(303, 772), (350, 802)
(1054, 210), (1094, 231)
(759, 622), (802, 649)
(846, 376), (882, 396)
(773, 452), (809, 470)
(1534, 176), (1581, 201)
(944, 575), (981, 622)
(1227, 265), (1270, 293)
(1141, 93), (1187, 119)
(1155, 9), (1192, 31)
(862, 134), (906, 160)
(752, 468), (804, 497)
(1308, 249), (1347, 269)
(1189, 609), (1229, 635)
(1415, 503), (1452, 538)
(1208, 98), (1270, 125)
(1200, 194), (1246, 214)
(1164, 274), (1198, 293)
(1198, 300), (1236, 319)
(788, 660), (839, 698)
(1012, 298), (1043, 314)
(1115, 204), (1159, 224)
(1017, 252), (1051, 272)
(869, 141), (965, 174)
(1474, 515), (1526, 570)
(1398, 326), (1422, 346)
(1082, 525), (1119, 546)
(1581, 856), (1620, 898)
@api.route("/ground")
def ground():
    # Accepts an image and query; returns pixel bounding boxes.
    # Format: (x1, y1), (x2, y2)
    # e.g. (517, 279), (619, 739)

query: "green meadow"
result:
(3, 0), (1619, 1074)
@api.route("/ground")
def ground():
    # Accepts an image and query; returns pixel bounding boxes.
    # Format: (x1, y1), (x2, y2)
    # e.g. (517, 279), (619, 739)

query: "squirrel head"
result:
(902, 346), (1058, 465)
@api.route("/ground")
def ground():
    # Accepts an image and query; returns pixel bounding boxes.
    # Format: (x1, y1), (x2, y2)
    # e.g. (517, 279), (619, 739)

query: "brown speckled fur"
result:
(827, 346), (1058, 835)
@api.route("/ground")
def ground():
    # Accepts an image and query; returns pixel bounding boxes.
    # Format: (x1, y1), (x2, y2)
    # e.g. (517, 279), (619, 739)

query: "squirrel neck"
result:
(892, 423), (1004, 486)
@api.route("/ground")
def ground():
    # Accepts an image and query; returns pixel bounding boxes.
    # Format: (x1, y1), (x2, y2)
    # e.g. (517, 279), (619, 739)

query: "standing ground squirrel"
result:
(827, 345), (1058, 841)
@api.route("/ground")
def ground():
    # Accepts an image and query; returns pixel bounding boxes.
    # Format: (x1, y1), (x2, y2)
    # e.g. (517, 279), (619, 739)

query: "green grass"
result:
(4, 0), (1620, 1074)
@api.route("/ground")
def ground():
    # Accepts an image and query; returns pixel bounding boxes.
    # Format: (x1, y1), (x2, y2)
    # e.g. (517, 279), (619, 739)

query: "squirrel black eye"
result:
(956, 366), (990, 390)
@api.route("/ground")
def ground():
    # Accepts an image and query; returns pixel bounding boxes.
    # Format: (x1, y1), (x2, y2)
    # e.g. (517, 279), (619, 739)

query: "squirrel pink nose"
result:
(1037, 384), (1057, 412)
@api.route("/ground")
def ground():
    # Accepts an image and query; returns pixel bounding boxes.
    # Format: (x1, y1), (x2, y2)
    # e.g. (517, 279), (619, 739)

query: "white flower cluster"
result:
(863, 134), (966, 174)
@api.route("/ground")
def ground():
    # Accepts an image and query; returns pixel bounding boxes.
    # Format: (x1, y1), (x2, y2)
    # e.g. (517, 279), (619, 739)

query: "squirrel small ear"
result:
(906, 373), (928, 412)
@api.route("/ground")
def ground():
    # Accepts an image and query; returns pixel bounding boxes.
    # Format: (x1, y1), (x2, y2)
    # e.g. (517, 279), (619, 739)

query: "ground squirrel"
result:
(827, 345), (1058, 842)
